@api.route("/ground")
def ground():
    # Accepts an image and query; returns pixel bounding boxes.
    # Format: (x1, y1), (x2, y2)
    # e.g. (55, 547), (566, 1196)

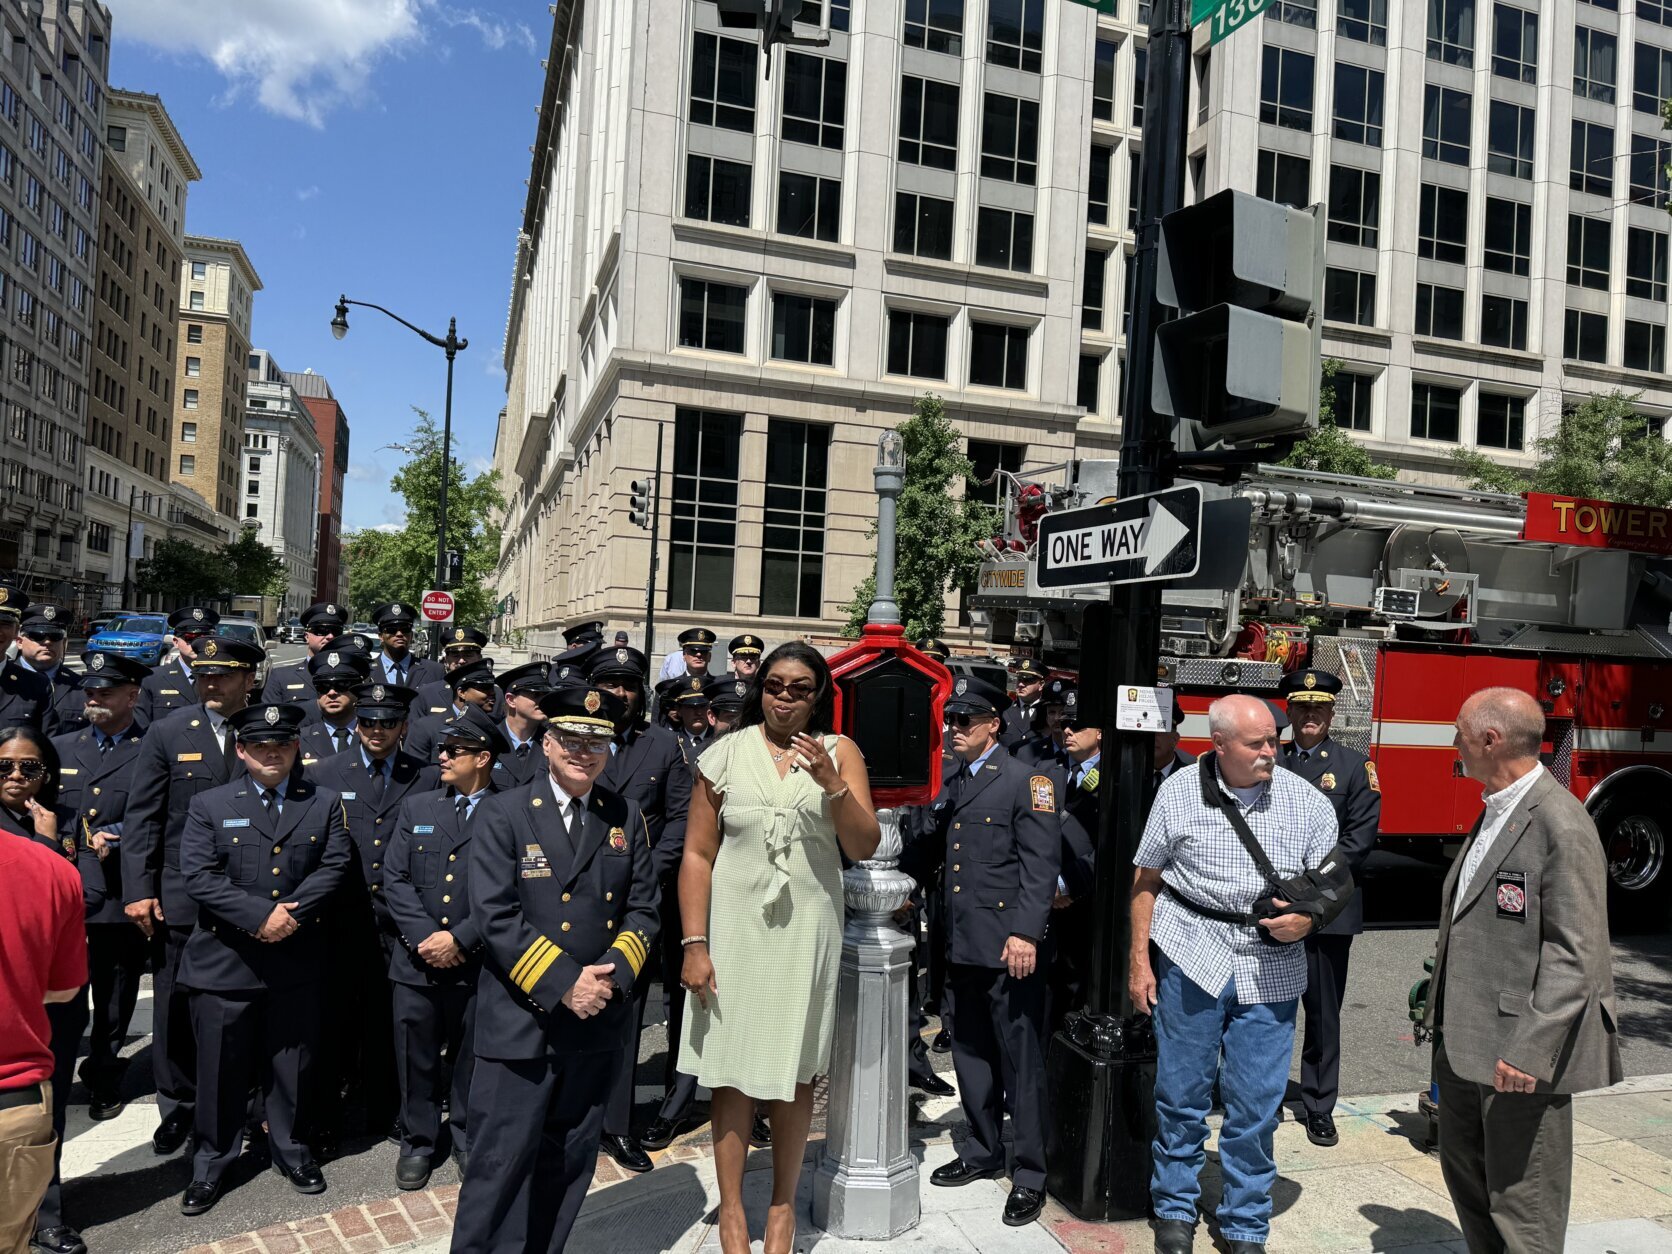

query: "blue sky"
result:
(108, 0), (545, 531)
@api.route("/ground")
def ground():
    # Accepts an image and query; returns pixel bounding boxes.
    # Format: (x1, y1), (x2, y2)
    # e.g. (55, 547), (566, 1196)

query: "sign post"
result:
(420, 589), (455, 627)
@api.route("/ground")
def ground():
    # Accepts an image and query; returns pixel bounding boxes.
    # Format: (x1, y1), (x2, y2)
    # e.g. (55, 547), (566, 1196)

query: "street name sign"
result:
(1191, 0), (1273, 46)
(420, 589), (456, 624)
(1034, 484), (1203, 590)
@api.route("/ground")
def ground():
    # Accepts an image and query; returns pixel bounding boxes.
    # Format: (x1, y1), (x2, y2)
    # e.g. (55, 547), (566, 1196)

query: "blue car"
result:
(86, 613), (171, 666)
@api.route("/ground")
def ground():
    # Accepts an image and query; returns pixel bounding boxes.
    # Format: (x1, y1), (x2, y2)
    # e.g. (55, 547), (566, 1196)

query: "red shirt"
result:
(0, 835), (87, 1090)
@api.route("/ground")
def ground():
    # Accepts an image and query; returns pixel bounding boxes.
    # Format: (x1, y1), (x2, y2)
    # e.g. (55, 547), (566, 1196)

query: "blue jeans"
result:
(1150, 951), (1298, 1245)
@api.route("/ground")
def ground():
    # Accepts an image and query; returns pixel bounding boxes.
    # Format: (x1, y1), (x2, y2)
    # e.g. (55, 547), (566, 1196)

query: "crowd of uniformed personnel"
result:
(0, 583), (1380, 1252)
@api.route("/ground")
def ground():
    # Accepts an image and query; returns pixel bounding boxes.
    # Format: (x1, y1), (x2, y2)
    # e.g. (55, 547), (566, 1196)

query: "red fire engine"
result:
(972, 461), (1672, 929)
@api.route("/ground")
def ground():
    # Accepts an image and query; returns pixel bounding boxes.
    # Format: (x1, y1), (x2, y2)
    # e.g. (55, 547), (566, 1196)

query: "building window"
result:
(1481, 294), (1528, 350)
(975, 206), (1035, 272)
(760, 419), (829, 618)
(1088, 144), (1113, 226)
(669, 408), (741, 613)
(181, 421), (197, 443)
(1625, 320), (1667, 372)
(1428, 0), (1474, 66)
(893, 192), (955, 260)
(1271, 0), (1317, 29)
(1129, 148), (1141, 227)
(1491, 5), (1537, 82)
(188, 290), (204, 310)
(1566, 215), (1611, 291)
(1256, 149), (1309, 208)
(1340, 0), (1389, 45)
(106, 125), (124, 152)
(1627, 228), (1670, 302)
(1573, 27), (1617, 104)
(87, 521), (110, 552)
(899, 76), (959, 170)
(248, 479), (260, 496)
(1564, 309), (1609, 362)
(1260, 46), (1314, 131)
(1418, 184), (1468, 264)
(1477, 394), (1526, 450)
(1324, 268), (1377, 326)
(1415, 282), (1466, 340)
(685, 155), (752, 227)
(1334, 370), (1374, 431)
(1631, 135), (1672, 208)
(904, 0), (964, 55)
(1093, 39), (1116, 122)
(1133, 45), (1147, 128)
(886, 310), (950, 378)
(186, 323), (203, 344)
(1077, 353), (1102, 413)
(1484, 102), (1534, 181)
(798, 0), (850, 29)
(1327, 166), (1380, 248)
(1084, 248), (1108, 330)
(986, 0), (1044, 73)
(245, 503), (258, 519)
(249, 456), (261, 471)
(690, 33), (757, 132)
(969, 321), (1028, 390)
(1643, 0), (1672, 28)
(1411, 382), (1462, 442)
(777, 171), (839, 241)
(182, 388), (198, 409)
(1571, 121), (1614, 197)
(191, 261), (206, 280)
(770, 292), (837, 365)
(980, 93), (1039, 185)
(782, 53), (846, 148)
(1635, 45), (1672, 116)
(175, 453), (195, 475)
(184, 355), (201, 378)
(1422, 85), (1471, 165)
(677, 278), (748, 354)
(1332, 64), (1384, 147)
(1483, 198), (1531, 275)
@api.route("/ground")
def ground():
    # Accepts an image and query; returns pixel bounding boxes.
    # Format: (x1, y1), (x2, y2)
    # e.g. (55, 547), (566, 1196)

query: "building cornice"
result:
(108, 89), (202, 181)
(184, 234), (264, 290)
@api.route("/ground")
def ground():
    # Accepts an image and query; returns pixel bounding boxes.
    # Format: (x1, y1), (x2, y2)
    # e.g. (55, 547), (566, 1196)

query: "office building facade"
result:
(286, 367), (349, 606)
(243, 349), (322, 617)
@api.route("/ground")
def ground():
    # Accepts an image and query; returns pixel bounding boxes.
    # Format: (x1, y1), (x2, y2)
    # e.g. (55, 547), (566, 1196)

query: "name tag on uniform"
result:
(340, 791), (357, 801)
(161, 689), (179, 696)
(520, 842), (551, 879)
(414, 825), (435, 834)
(222, 819), (251, 829)
(286, 684), (305, 690)
(178, 753), (203, 762)
(59, 768), (78, 776)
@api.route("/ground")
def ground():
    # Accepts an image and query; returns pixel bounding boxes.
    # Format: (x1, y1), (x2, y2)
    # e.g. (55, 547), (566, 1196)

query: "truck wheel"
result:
(1594, 792), (1671, 932)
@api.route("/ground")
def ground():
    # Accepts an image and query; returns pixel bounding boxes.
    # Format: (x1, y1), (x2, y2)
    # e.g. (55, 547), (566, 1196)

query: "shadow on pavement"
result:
(568, 1160), (708, 1252)
(1359, 1202), (1463, 1250)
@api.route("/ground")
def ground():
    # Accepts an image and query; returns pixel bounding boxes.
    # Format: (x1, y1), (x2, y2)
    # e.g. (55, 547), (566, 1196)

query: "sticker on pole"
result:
(1034, 485), (1202, 590)
(420, 590), (456, 625)
(1116, 686), (1175, 732)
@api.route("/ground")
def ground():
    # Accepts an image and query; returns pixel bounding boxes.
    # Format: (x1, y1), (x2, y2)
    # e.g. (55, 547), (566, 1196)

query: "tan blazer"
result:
(1425, 770), (1623, 1093)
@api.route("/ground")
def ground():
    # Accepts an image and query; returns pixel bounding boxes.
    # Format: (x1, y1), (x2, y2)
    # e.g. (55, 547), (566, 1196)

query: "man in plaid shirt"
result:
(1130, 695), (1338, 1254)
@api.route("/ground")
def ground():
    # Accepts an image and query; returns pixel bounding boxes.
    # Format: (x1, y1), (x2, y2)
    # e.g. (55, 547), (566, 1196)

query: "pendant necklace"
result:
(763, 728), (795, 763)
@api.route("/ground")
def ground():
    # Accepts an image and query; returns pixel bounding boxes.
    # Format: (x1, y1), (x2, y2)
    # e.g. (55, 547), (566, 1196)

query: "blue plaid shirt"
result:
(1135, 760), (1338, 1004)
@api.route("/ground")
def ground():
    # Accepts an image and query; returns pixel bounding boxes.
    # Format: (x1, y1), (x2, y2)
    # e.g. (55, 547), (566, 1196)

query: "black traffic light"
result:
(1151, 189), (1323, 451)
(713, 0), (795, 42)
(628, 478), (655, 530)
(444, 548), (463, 586)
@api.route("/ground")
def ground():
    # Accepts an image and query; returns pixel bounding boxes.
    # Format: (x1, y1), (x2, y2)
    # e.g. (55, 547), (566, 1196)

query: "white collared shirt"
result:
(1454, 763), (1545, 918)
(547, 776), (590, 828)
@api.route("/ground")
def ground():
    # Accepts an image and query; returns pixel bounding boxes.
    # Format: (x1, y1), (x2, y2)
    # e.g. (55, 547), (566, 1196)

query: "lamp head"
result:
(330, 297), (349, 341)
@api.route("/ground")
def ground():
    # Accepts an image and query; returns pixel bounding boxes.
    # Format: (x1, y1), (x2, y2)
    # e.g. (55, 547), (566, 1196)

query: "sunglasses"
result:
(0, 759), (46, 779)
(380, 624), (413, 635)
(555, 735), (613, 756)
(313, 682), (355, 695)
(23, 631), (65, 643)
(360, 717), (403, 730)
(762, 679), (816, 701)
(946, 713), (995, 729)
(437, 742), (487, 758)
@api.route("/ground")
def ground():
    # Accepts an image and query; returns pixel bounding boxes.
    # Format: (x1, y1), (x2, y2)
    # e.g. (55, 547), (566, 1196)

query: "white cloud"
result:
(295, 185), (320, 201)
(371, 522), (404, 534)
(433, 7), (538, 53)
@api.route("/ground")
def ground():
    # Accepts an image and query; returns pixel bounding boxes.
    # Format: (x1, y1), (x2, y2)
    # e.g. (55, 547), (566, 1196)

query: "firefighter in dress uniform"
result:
(904, 675), (1059, 1229)
(139, 606), (220, 720)
(1279, 668), (1381, 1148)
(384, 703), (505, 1190)
(1046, 688), (1099, 1035)
(1015, 677), (1074, 769)
(262, 601), (349, 709)
(414, 626), (492, 719)
(405, 660), (498, 765)
(494, 661), (554, 787)
(0, 581), (53, 727)
(999, 661), (1048, 750)
(370, 602), (446, 693)
(657, 625), (716, 683)
(726, 633), (765, 680)
(296, 649), (372, 766)
(700, 672), (750, 736)
(16, 606), (87, 733)
(907, 635), (953, 1057)
(451, 684), (659, 1254)
(175, 703), (353, 1216)
(122, 635), (264, 1156)
(669, 674), (714, 757)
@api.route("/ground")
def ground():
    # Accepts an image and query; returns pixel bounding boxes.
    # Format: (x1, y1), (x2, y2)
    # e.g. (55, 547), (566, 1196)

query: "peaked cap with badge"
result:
(1280, 668), (1343, 704)
(443, 703), (510, 755)
(537, 684), (626, 734)
(372, 602), (420, 629)
(727, 633), (764, 657)
(676, 627), (717, 651)
(702, 672), (751, 712)
(915, 637), (951, 662)
(20, 605), (67, 636)
(671, 674), (710, 706)
(587, 646), (649, 684)
(77, 651), (152, 687)
(944, 675), (1011, 717)
(167, 606), (220, 634)
(0, 579), (27, 621)
(229, 702), (306, 743)
(446, 660), (498, 694)
(299, 601), (348, 634)
(190, 637), (264, 672)
(499, 661), (553, 696)
(443, 625), (490, 652)
(309, 647), (371, 687)
(354, 682), (419, 719)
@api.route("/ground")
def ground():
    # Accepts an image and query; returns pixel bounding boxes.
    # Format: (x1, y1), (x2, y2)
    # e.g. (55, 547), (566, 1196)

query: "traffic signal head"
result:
(1152, 189), (1323, 450)
(628, 478), (654, 530)
(712, 0), (796, 41)
(444, 549), (463, 586)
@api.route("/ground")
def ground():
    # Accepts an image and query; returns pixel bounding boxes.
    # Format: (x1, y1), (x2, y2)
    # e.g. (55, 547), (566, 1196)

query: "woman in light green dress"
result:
(678, 643), (880, 1254)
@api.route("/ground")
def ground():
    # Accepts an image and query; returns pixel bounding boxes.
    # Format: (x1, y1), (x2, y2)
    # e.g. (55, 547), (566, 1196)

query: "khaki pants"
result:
(0, 1083), (55, 1254)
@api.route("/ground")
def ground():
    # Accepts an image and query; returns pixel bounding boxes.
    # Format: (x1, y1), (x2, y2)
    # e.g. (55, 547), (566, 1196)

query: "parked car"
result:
(279, 618), (304, 644)
(349, 622), (377, 637)
(215, 618), (270, 651)
(86, 613), (171, 666)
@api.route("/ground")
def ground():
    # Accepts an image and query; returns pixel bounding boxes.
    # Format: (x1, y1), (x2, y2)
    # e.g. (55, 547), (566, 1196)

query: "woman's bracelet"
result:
(680, 935), (708, 947)
(824, 785), (851, 803)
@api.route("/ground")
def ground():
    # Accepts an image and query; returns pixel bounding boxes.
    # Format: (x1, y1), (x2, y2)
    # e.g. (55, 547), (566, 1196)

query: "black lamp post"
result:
(331, 296), (468, 653)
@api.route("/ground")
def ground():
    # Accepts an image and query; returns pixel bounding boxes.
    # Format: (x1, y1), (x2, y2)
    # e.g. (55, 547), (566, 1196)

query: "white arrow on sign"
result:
(1139, 496), (1190, 574)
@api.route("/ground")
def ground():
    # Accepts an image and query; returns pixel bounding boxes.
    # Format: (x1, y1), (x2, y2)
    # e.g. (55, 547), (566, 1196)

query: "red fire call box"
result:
(827, 623), (952, 810)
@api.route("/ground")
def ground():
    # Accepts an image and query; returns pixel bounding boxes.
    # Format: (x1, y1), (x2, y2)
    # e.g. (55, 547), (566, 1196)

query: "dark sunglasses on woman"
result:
(0, 759), (46, 780)
(762, 678), (816, 701)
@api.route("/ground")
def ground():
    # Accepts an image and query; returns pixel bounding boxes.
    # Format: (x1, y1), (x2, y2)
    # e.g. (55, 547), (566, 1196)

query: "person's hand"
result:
(1494, 1059), (1538, 1094)
(682, 942), (719, 1010)
(26, 799), (56, 842)
(1129, 954), (1158, 1015)
(257, 902), (300, 943)
(1052, 889), (1073, 910)
(417, 931), (464, 969)
(1256, 899), (1314, 943)
(791, 733), (843, 794)
(90, 831), (116, 861)
(125, 898), (161, 938)
(1000, 935), (1037, 980)
(561, 964), (618, 1018)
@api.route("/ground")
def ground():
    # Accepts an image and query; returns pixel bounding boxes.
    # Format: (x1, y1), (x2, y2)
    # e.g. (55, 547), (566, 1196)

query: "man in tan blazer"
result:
(1426, 687), (1622, 1254)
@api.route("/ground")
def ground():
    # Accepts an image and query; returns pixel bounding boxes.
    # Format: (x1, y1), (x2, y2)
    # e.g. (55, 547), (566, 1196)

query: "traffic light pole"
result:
(643, 423), (664, 656)
(1045, 0), (1192, 1220)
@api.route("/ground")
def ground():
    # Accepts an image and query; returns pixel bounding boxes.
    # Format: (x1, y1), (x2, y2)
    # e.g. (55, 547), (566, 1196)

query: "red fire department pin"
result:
(1495, 870), (1528, 919)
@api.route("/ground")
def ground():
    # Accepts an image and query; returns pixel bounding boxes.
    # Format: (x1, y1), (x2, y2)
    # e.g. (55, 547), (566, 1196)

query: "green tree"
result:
(135, 537), (225, 604)
(222, 529), (286, 598)
(1451, 390), (1672, 507)
(1279, 360), (1398, 480)
(842, 394), (997, 639)
(341, 408), (505, 623)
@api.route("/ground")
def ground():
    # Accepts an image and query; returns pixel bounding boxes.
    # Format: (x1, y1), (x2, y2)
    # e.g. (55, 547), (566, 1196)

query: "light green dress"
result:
(677, 727), (847, 1103)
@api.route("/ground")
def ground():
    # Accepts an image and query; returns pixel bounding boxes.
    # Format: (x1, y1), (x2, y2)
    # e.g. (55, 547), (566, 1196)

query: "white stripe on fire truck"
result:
(1370, 722), (1672, 754)
(1369, 720), (1457, 748)
(1575, 728), (1672, 754)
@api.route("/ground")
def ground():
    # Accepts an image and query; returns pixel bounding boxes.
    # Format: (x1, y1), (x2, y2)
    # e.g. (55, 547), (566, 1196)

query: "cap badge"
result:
(327, 604), (338, 616)
(0, 589), (9, 606)
(90, 654), (105, 671)
(734, 682), (747, 697)
(327, 652), (341, 667)
(202, 640), (218, 658)
(584, 691), (602, 714)
(616, 648), (629, 664)
(454, 627), (465, 641)
(372, 685), (387, 702)
(264, 706), (281, 726)
(559, 666), (572, 679)
(1304, 672), (1317, 690)
(955, 678), (968, 695)
(42, 607), (56, 621)
(191, 608), (205, 622)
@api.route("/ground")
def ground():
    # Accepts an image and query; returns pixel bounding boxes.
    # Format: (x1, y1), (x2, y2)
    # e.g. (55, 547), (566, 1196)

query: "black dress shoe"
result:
(179, 1180), (222, 1217)
(275, 1159), (327, 1194)
(396, 1155), (432, 1190)
(1305, 1111), (1339, 1147)
(599, 1132), (653, 1173)
(152, 1112), (191, 1155)
(1003, 1186), (1044, 1226)
(929, 1159), (1002, 1187)
(1153, 1217), (1196, 1253)
(30, 1225), (87, 1254)
(930, 1029), (951, 1053)
(749, 1115), (772, 1148)
(87, 1093), (125, 1122)
(910, 1072), (955, 1097)
(639, 1114), (694, 1151)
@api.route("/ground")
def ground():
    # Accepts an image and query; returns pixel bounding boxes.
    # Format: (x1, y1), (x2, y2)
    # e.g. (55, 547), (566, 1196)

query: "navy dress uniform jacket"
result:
(492, 736), (547, 789)
(999, 702), (1036, 751)
(139, 657), (196, 720)
(121, 705), (246, 925)
(598, 722), (691, 882)
(1281, 736), (1380, 935)
(402, 708), (455, 766)
(375, 654), (446, 693)
(305, 748), (440, 926)
(53, 724), (148, 923)
(468, 781), (659, 1060)
(297, 718), (357, 768)
(412, 679), (456, 721)
(0, 658), (52, 727)
(0, 803), (80, 859)
(41, 665), (88, 734)
(176, 773), (353, 991)
(260, 656), (316, 709)
(384, 786), (491, 985)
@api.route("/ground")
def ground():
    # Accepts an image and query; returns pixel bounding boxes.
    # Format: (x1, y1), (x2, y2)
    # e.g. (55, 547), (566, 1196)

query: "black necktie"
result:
(335, 726), (352, 753)
(262, 788), (276, 813)
(456, 794), (470, 822)
(369, 757), (387, 803)
(258, 787), (277, 833)
(98, 735), (114, 757)
(220, 724), (235, 770)
(1152, 768), (1164, 792)
(515, 743), (531, 760)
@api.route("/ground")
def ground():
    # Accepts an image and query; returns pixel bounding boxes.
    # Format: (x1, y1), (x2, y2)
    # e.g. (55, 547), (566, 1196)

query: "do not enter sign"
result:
(421, 590), (455, 624)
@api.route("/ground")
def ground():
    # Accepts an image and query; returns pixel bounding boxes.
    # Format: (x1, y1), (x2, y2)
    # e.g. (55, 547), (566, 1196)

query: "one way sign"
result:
(1034, 484), (1203, 589)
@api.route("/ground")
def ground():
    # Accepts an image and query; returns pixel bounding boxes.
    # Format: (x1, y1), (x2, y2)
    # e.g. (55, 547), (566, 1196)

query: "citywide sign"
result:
(1521, 491), (1672, 556)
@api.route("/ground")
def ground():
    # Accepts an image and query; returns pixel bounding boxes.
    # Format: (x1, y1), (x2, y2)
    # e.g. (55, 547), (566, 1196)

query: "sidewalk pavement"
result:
(172, 1075), (1672, 1254)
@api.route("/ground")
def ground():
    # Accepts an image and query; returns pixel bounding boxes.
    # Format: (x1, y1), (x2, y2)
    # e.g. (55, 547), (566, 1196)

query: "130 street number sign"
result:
(1191, 0), (1272, 46)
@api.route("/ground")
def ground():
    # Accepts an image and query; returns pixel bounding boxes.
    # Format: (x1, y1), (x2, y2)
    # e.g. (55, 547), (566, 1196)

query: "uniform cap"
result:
(445, 660), (498, 695)
(77, 651), (151, 688)
(728, 633), (764, 656)
(19, 606), (67, 636)
(299, 602), (347, 633)
(230, 703), (306, 743)
(915, 637), (950, 662)
(588, 646), (648, 683)
(1042, 677), (1077, 705)
(352, 682), (418, 718)
(308, 648), (371, 687)
(372, 602), (419, 628)
(1279, 668), (1342, 704)
(499, 660), (553, 696)
(537, 684), (626, 734)
(703, 672), (751, 712)
(547, 638), (600, 689)
(0, 580), (27, 620)
(443, 625), (489, 652)
(561, 620), (605, 646)
(673, 674), (710, 705)
(167, 606), (220, 634)
(1014, 660), (1047, 683)
(191, 637), (264, 671)
(944, 675), (1011, 717)
(677, 627), (717, 650)
(442, 704), (509, 755)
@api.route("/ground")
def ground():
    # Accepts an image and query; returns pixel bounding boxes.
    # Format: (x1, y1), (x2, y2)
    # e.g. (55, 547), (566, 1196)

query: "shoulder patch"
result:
(1029, 774), (1057, 813)
(1081, 767), (1099, 793)
(1364, 761), (1380, 793)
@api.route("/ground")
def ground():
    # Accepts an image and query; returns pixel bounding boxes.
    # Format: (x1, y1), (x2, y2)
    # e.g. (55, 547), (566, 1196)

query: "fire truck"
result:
(972, 460), (1672, 930)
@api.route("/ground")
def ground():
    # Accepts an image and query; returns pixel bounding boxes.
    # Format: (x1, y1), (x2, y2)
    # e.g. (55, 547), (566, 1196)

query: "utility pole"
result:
(629, 424), (666, 656)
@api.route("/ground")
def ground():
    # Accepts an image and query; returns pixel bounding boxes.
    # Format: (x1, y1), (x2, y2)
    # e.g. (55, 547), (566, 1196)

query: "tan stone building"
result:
(171, 235), (260, 520)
